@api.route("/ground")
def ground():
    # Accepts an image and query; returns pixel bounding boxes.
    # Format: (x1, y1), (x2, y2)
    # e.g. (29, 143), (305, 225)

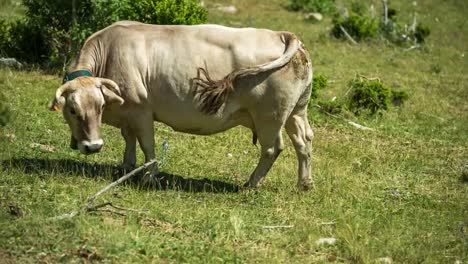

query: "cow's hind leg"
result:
(285, 111), (314, 190)
(244, 124), (284, 188)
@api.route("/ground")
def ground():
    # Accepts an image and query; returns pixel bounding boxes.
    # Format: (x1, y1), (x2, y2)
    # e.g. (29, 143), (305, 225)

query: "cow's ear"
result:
(50, 82), (73, 111)
(100, 83), (124, 105)
(49, 98), (63, 111)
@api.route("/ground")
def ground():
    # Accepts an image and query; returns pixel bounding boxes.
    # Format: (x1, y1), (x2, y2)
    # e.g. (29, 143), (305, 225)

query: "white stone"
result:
(315, 237), (337, 246)
(217, 5), (237, 14)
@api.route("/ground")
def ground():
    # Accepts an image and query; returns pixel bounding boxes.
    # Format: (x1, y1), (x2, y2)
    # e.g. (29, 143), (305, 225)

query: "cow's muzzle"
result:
(78, 139), (104, 154)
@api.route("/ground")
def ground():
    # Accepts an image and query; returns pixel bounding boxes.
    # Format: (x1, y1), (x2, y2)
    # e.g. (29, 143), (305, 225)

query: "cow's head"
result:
(50, 77), (124, 154)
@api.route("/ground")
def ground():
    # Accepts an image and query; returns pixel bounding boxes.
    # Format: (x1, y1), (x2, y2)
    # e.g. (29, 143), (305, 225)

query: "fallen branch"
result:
(405, 45), (421, 52)
(339, 25), (358, 45)
(382, 0), (388, 26)
(50, 160), (157, 220)
(314, 104), (374, 131)
(262, 225), (294, 229)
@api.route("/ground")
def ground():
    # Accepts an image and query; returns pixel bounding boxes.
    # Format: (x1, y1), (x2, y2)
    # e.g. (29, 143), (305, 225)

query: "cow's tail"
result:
(192, 32), (301, 115)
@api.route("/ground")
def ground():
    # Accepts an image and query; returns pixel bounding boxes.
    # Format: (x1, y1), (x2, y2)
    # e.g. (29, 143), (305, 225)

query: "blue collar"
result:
(62, 70), (93, 83)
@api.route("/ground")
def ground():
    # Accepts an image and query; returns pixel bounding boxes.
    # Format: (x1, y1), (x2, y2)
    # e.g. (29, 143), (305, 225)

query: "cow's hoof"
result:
(297, 181), (314, 191)
(241, 181), (259, 191)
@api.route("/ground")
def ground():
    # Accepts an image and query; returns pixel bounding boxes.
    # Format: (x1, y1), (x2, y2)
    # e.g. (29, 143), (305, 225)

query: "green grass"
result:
(1, 0), (467, 262)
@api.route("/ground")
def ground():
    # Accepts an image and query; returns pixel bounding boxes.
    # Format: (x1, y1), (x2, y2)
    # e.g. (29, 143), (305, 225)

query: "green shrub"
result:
(332, 3), (430, 45)
(287, 0), (336, 14)
(414, 24), (430, 43)
(311, 73), (328, 100)
(318, 99), (343, 114)
(350, 1), (368, 16)
(0, 0), (207, 69)
(0, 19), (12, 56)
(347, 78), (391, 116)
(390, 90), (409, 106)
(125, 0), (208, 25)
(331, 14), (379, 41)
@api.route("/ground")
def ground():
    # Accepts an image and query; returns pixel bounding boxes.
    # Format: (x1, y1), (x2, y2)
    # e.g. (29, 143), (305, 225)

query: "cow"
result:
(50, 21), (314, 190)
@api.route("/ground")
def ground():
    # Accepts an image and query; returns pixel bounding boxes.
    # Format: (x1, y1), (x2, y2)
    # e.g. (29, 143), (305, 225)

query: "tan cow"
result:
(51, 21), (314, 189)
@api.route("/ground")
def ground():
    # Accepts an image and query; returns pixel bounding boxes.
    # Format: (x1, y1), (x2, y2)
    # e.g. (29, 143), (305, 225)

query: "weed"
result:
(331, 14), (379, 41)
(347, 77), (391, 115)
(390, 90), (409, 106)
(311, 73), (328, 100)
(331, 2), (430, 45)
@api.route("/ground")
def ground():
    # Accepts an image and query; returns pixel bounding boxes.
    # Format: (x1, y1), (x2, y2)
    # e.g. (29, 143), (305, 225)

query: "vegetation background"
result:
(0, 0), (467, 262)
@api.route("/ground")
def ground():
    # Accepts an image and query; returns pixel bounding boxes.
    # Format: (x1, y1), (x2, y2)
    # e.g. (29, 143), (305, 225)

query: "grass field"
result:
(1, 0), (467, 263)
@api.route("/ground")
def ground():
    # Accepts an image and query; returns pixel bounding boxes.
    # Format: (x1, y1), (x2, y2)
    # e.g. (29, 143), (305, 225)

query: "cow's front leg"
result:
(132, 112), (159, 179)
(121, 126), (137, 172)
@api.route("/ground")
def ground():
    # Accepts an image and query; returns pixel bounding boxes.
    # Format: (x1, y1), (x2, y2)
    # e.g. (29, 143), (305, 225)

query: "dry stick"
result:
(313, 104), (374, 131)
(92, 201), (150, 214)
(262, 225), (294, 229)
(382, 0), (388, 26)
(50, 160), (157, 221)
(339, 25), (358, 45)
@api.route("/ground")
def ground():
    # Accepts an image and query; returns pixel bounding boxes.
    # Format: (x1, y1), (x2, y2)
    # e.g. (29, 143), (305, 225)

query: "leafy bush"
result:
(332, 2), (430, 45)
(125, 0), (208, 25)
(347, 78), (391, 115)
(0, 19), (12, 56)
(414, 24), (430, 43)
(331, 15), (379, 41)
(0, 0), (207, 69)
(318, 99), (343, 114)
(311, 73), (328, 100)
(390, 90), (409, 106)
(287, 0), (336, 14)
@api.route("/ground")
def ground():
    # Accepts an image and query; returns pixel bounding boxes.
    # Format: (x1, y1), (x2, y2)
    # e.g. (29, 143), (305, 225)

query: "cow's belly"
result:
(151, 97), (245, 135)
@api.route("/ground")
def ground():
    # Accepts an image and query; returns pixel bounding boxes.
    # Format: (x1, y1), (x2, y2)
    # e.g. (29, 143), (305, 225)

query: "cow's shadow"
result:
(1, 158), (239, 193)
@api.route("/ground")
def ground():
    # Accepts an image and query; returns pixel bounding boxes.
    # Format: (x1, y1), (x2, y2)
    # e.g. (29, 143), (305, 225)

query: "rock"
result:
(315, 237), (337, 246)
(217, 5), (237, 14)
(377, 257), (393, 264)
(30, 143), (55, 153)
(5, 133), (16, 141)
(305, 12), (323, 22)
(0, 58), (23, 69)
(227, 153), (233, 158)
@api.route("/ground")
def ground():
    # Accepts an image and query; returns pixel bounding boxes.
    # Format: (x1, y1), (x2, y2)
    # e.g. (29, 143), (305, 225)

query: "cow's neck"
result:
(68, 39), (106, 77)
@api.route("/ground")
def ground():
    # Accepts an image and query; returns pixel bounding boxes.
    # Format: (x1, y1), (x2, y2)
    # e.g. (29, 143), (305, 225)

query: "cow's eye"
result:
(70, 108), (76, 115)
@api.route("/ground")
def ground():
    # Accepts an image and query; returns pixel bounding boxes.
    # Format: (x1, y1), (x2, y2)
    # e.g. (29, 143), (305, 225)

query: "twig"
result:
(318, 220), (337, 226)
(91, 208), (127, 216)
(404, 45), (421, 52)
(50, 160), (157, 220)
(314, 104), (374, 131)
(86, 160), (157, 209)
(339, 25), (358, 45)
(92, 201), (149, 214)
(262, 225), (294, 229)
(382, 0), (388, 25)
